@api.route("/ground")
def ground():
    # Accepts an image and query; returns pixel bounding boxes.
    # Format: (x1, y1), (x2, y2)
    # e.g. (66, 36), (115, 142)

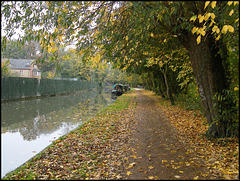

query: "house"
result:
(1, 59), (41, 79)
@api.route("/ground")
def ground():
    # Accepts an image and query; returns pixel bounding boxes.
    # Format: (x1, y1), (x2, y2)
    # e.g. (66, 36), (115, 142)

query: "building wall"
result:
(10, 69), (31, 77)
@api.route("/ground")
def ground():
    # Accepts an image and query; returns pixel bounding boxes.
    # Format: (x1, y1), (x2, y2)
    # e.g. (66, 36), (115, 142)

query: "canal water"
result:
(1, 86), (116, 178)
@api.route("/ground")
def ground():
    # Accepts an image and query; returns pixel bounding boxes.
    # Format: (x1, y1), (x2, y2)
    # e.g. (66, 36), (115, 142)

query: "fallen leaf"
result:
(116, 175), (122, 179)
(193, 176), (199, 180)
(148, 166), (154, 169)
(129, 162), (136, 166)
(126, 171), (132, 176)
(162, 160), (168, 163)
(175, 175), (181, 178)
(148, 176), (154, 179)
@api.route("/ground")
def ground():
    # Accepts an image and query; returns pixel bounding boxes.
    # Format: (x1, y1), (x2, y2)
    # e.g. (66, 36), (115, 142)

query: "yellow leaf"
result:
(179, 171), (184, 173)
(150, 33), (154, 37)
(162, 160), (168, 163)
(215, 35), (221, 40)
(50, 41), (55, 47)
(51, 46), (58, 53)
(116, 175), (122, 179)
(204, 13), (211, 21)
(148, 176), (154, 179)
(190, 15), (197, 22)
(234, 87), (239, 91)
(210, 13), (216, 19)
(221, 25), (228, 34)
(192, 27), (198, 34)
(175, 175), (181, 178)
(212, 25), (218, 33)
(227, 1), (233, 6)
(227, 25), (234, 32)
(148, 166), (154, 169)
(196, 35), (201, 44)
(48, 47), (52, 53)
(126, 171), (132, 176)
(229, 9), (234, 16)
(204, 1), (210, 9)
(211, 1), (217, 9)
(193, 176), (199, 180)
(129, 162), (136, 167)
(58, 35), (63, 42)
(198, 28), (206, 36)
(125, 36), (128, 41)
(198, 14), (204, 23)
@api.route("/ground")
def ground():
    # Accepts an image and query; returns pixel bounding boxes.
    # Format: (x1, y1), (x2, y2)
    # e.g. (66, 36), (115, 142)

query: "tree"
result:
(1, 1), (238, 137)
(1, 59), (12, 76)
(1, 38), (40, 59)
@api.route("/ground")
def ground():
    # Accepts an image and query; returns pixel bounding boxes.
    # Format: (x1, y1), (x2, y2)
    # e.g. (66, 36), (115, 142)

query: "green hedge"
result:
(1, 77), (99, 101)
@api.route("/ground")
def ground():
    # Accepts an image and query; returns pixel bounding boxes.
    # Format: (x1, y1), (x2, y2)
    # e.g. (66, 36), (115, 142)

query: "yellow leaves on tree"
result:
(47, 70), (56, 79)
(203, 1), (217, 9)
(211, 1), (217, 9)
(212, 25), (220, 34)
(221, 25), (234, 34)
(191, 1), (237, 44)
(204, 1), (211, 9)
(198, 14), (204, 23)
(47, 46), (58, 54)
(229, 9), (234, 16)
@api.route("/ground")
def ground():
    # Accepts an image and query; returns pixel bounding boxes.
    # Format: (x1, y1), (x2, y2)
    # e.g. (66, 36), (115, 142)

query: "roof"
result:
(1, 59), (36, 70)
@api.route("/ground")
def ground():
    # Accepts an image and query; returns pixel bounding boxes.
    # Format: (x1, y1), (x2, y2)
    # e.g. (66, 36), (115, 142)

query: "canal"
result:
(1, 86), (116, 178)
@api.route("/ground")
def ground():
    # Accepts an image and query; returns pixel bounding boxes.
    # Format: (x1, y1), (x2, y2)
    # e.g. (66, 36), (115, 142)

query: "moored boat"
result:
(111, 84), (124, 96)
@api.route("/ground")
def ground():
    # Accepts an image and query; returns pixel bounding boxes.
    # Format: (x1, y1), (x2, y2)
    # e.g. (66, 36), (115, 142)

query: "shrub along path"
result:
(3, 89), (238, 180)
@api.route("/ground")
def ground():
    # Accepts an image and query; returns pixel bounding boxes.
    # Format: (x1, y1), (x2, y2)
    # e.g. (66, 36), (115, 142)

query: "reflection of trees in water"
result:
(8, 89), (112, 141)
(19, 115), (42, 141)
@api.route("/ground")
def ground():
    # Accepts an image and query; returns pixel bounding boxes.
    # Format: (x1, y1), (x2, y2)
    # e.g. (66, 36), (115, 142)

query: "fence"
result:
(1, 76), (99, 101)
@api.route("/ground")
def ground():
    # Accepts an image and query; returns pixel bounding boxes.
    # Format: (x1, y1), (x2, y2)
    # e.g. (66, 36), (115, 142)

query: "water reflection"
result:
(111, 94), (119, 101)
(1, 87), (113, 177)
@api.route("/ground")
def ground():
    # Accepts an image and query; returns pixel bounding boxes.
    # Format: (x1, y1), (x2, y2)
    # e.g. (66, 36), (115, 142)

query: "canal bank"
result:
(1, 86), (115, 178)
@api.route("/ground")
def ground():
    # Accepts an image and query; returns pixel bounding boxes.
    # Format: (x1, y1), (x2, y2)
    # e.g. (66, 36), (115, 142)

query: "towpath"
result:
(122, 89), (218, 180)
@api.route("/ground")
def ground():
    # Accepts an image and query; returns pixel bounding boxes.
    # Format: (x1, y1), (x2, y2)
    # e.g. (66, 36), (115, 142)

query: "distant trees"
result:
(1, 38), (40, 59)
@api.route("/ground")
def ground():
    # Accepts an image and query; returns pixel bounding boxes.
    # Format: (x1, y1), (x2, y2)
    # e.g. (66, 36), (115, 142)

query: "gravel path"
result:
(123, 89), (217, 180)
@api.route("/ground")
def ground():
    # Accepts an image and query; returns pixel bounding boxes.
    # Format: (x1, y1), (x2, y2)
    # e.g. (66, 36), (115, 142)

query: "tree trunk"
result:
(178, 33), (232, 137)
(153, 69), (166, 97)
(161, 65), (174, 105)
